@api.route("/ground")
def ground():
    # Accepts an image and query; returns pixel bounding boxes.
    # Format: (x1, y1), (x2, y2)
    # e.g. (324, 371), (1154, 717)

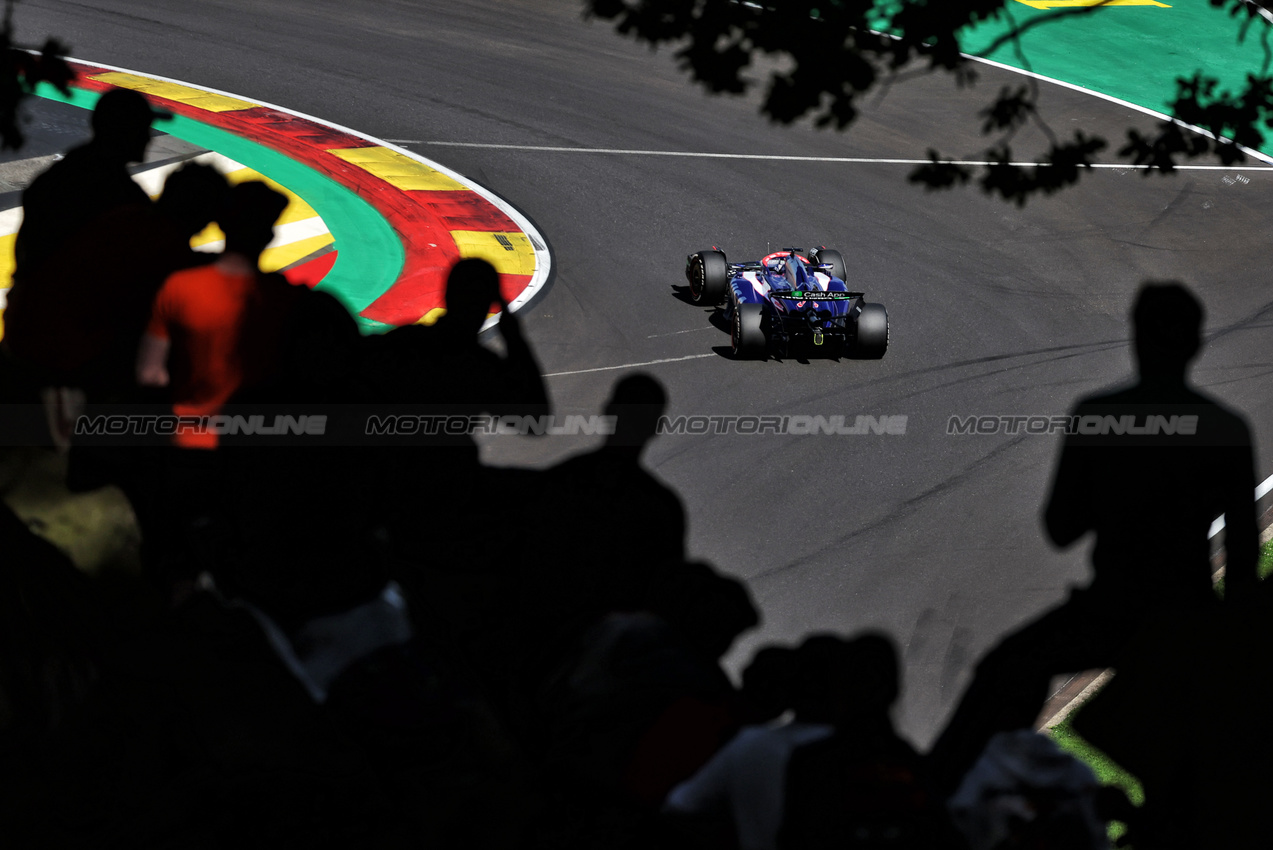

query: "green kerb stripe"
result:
(35, 83), (402, 332)
(961, 4), (1273, 157)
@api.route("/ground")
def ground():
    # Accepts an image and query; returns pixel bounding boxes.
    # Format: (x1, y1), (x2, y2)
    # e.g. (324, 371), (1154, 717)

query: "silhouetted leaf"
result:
(585, 0), (1273, 204)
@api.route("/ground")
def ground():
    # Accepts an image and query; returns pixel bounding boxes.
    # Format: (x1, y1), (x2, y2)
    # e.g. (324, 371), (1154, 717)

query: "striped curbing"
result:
(4, 58), (549, 333)
(66, 60), (549, 330)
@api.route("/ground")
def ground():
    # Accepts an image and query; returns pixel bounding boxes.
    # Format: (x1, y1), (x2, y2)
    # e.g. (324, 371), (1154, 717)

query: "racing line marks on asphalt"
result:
(543, 353), (716, 378)
(386, 141), (1273, 171)
(645, 326), (718, 339)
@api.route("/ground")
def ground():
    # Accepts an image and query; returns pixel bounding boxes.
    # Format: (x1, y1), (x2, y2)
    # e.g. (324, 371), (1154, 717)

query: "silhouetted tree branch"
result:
(1, 0), (74, 150)
(584, 0), (1273, 204)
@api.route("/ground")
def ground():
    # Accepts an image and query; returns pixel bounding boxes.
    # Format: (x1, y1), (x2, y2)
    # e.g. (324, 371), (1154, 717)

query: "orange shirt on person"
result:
(146, 263), (303, 448)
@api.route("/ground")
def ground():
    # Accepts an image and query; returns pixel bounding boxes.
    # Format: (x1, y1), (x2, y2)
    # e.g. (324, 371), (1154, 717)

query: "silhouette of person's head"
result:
(1131, 282), (1203, 380)
(439, 258), (500, 339)
(790, 631), (900, 726)
(281, 293), (361, 389)
(91, 88), (164, 164)
(791, 634), (849, 723)
(740, 645), (797, 723)
(219, 180), (288, 261)
(842, 631), (901, 718)
(604, 372), (667, 452)
(651, 561), (759, 661)
(155, 163), (230, 238)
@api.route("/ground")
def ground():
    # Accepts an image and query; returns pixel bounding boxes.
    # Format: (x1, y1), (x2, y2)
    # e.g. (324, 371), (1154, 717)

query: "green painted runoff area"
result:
(34, 83), (402, 332)
(960, 1), (1273, 156)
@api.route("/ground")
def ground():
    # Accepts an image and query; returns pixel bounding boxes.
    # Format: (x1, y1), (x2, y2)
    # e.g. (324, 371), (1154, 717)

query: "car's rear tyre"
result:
(688, 250), (728, 305)
(855, 303), (888, 359)
(732, 302), (768, 359)
(811, 247), (847, 283)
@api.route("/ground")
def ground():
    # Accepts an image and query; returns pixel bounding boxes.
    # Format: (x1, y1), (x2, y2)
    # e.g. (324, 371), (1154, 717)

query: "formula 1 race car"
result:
(684, 246), (888, 359)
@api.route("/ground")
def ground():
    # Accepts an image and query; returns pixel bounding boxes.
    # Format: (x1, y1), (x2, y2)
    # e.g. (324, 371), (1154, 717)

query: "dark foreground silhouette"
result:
(0, 90), (1267, 848)
(927, 282), (1259, 799)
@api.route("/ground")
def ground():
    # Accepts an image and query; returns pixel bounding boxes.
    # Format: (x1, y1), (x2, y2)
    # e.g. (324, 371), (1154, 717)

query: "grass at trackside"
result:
(1047, 538), (1273, 844)
(1213, 534), (1273, 598)
(1050, 718), (1143, 804)
(1050, 718), (1141, 844)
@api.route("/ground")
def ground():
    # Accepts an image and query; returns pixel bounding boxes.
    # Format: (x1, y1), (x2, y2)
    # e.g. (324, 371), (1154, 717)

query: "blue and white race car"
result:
(684, 246), (888, 360)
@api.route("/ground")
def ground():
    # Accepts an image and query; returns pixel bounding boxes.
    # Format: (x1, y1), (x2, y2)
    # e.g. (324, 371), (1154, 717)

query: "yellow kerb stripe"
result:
(327, 146), (467, 191)
(415, 308), (500, 326)
(260, 235), (336, 273)
(90, 72), (258, 113)
(1013, 0), (1167, 6)
(0, 232), (15, 289)
(451, 231), (536, 276)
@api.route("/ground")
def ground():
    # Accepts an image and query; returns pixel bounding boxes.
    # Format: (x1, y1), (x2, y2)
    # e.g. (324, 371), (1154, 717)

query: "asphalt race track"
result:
(21, 0), (1273, 745)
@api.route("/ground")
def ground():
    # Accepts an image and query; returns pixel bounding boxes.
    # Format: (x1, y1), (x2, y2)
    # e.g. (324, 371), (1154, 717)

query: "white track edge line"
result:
(1208, 472), (1273, 538)
(963, 53), (1273, 167)
(1040, 669), (1114, 731)
(409, 141), (1273, 170)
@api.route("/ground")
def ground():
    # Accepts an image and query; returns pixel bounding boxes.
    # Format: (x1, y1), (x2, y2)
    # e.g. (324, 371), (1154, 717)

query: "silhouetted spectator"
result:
(239, 284), (363, 404)
(372, 257), (548, 417)
(534, 562), (756, 808)
(370, 258), (549, 556)
(558, 371), (684, 565)
(947, 730), (1106, 850)
(324, 635), (539, 850)
(362, 260), (551, 709)
(526, 373), (686, 630)
(14, 87), (161, 279)
(736, 645), (798, 726)
(109, 180), (302, 591)
(10, 587), (399, 847)
(4, 162), (227, 399)
(0, 503), (106, 741)
(927, 281), (1258, 797)
(779, 633), (958, 850)
(662, 636), (840, 850)
(1072, 590), (1273, 849)
(647, 560), (761, 669)
(211, 448), (393, 639)
(137, 180), (304, 448)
